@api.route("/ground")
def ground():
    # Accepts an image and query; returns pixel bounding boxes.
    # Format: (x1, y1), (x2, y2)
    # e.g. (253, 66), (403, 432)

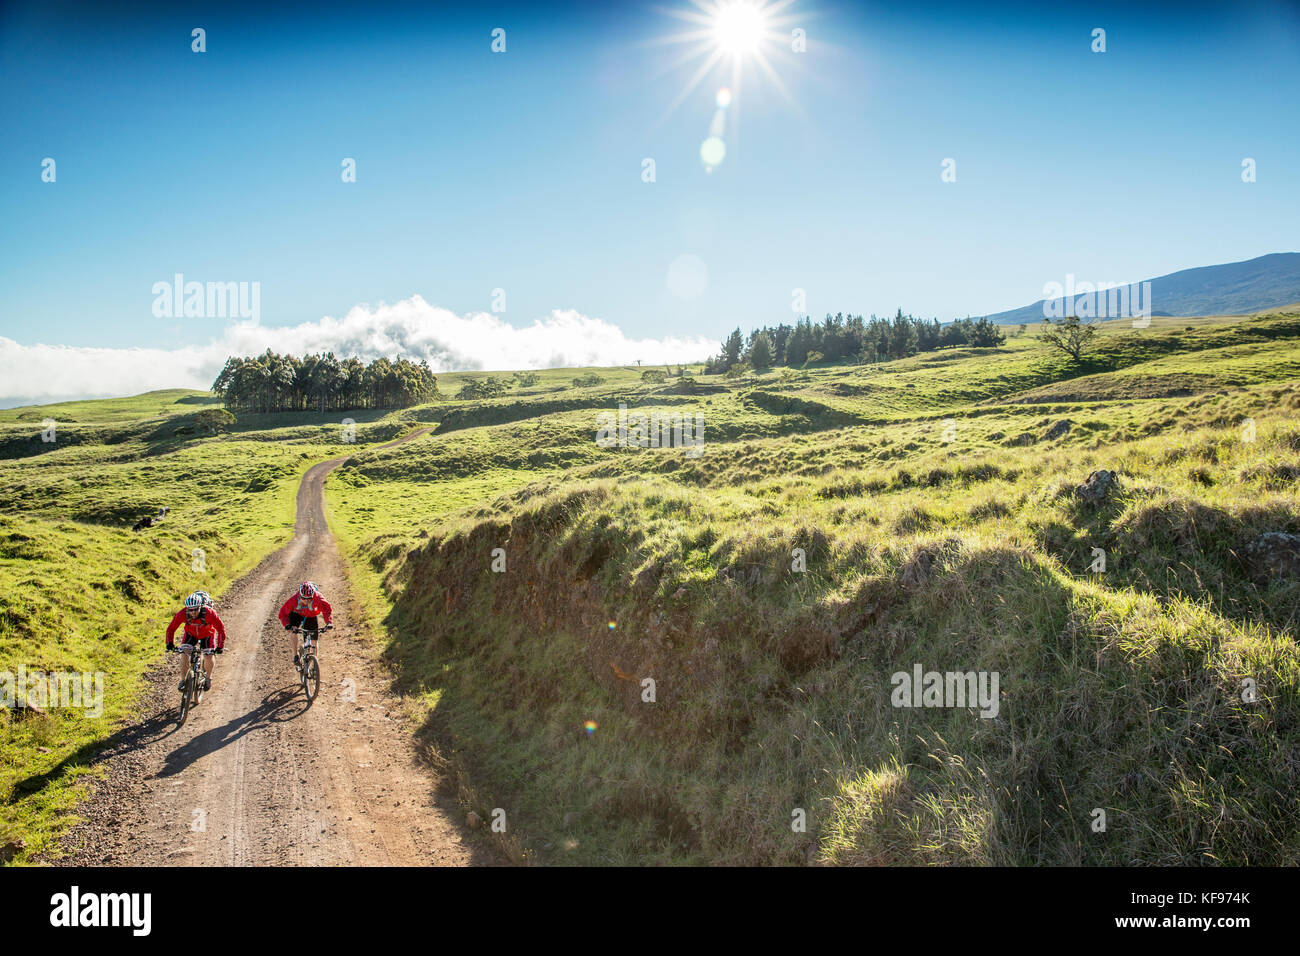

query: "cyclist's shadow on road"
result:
(159, 686), (310, 778)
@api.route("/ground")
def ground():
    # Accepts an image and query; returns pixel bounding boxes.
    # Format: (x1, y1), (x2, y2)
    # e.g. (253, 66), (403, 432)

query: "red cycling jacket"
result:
(277, 592), (332, 627)
(165, 608), (228, 649)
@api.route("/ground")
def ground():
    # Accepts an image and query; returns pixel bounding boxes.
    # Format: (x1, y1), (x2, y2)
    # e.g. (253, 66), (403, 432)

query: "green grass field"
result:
(5, 309), (1299, 865)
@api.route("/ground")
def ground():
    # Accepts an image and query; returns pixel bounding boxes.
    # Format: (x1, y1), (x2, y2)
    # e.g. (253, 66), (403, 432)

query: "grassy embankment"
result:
(324, 311), (1300, 864)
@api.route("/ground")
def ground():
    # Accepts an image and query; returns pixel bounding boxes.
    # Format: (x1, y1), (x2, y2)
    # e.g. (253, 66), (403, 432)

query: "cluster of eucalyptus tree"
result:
(705, 309), (1006, 373)
(212, 349), (437, 413)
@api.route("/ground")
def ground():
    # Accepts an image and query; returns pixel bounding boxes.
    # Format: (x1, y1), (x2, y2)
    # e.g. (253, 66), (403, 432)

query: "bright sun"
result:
(713, 2), (768, 57)
(653, 0), (805, 169)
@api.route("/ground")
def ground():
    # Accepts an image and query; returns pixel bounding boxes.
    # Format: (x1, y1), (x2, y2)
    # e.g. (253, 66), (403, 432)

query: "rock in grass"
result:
(1076, 469), (1118, 503)
(1245, 532), (1300, 582)
(466, 811), (482, 830)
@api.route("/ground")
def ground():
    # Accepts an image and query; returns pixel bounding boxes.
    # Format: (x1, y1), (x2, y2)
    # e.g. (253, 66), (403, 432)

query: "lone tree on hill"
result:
(1039, 314), (1098, 361)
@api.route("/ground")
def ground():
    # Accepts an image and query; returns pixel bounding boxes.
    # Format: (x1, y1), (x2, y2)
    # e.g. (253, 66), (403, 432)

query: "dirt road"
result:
(58, 429), (492, 866)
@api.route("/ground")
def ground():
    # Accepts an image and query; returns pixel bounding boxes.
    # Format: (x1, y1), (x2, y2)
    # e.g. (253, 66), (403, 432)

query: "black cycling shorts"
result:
(180, 635), (215, 650)
(287, 612), (321, 632)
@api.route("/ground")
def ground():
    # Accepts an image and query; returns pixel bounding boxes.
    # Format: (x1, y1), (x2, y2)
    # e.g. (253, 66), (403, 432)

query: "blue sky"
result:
(1, 0), (1297, 401)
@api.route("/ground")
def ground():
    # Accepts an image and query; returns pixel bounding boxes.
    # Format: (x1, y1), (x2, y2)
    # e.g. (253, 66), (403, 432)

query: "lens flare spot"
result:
(584, 720), (598, 736)
(716, 87), (732, 109)
(700, 136), (726, 169)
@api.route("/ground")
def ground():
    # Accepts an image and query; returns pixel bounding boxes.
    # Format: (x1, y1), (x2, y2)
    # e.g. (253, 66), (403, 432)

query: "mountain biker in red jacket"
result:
(166, 591), (226, 692)
(278, 581), (332, 668)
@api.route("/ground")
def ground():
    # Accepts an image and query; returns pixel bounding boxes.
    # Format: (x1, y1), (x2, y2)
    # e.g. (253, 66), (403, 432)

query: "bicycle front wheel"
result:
(303, 655), (320, 703)
(178, 674), (193, 727)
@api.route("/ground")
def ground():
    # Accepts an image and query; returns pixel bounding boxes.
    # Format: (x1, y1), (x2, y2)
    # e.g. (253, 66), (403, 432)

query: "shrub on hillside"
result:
(194, 408), (236, 435)
(458, 376), (509, 400)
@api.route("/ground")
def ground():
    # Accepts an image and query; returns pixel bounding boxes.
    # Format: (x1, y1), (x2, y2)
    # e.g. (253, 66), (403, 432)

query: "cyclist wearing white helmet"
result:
(277, 581), (333, 668)
(165, 591), (226, 692)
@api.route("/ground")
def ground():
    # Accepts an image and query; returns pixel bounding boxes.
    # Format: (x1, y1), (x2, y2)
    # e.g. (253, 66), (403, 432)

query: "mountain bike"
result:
(290, 623), (332, 703)
(172, 645), (216, 727)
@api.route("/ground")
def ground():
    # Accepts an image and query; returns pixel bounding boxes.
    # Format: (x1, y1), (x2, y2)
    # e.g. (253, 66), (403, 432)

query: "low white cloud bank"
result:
(0, 297), (716, 408)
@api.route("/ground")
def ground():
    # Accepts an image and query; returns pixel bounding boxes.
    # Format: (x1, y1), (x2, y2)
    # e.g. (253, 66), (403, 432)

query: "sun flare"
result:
(713, 1), (768, 57)
(653, 0), (807, 170)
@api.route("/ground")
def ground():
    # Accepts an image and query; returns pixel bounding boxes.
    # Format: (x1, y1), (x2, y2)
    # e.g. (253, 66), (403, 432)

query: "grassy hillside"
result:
(0, 389), (222, 425)
(324, 309), (1300, 865)
(0, 400), (425, 861)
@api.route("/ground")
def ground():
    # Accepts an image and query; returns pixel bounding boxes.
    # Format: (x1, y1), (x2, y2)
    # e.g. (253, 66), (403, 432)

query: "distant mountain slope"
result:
(984, 253), (1300, 324)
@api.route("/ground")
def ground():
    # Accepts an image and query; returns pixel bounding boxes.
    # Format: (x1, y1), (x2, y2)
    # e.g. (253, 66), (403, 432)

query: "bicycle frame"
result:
(173, 644), (215, 725)
(290, 625), (323, 654)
